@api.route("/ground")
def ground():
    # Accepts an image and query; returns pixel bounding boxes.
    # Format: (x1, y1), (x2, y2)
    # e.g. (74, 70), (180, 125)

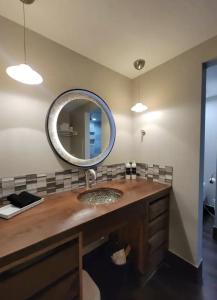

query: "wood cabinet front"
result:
(30, 271), (79, 300)
(114, 195), (170, 276)
(0, 181), (171, 300)
(147, 196), (169, 274)
(0, 234), (81, 300)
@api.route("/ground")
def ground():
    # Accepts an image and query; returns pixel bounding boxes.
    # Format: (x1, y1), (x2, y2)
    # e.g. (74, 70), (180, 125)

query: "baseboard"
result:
(164, 251), (203, 283)
(213, 226), (217, 241)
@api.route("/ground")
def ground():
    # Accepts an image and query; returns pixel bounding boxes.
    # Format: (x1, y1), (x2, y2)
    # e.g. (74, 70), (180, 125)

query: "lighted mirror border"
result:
(46, 89), (116, 168)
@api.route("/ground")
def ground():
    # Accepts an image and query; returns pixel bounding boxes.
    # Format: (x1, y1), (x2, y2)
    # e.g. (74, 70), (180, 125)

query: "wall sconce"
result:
(141, 129), (146, 142)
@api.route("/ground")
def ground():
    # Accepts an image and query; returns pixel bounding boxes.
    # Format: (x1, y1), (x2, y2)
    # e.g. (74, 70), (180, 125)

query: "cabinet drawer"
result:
(0, 239), (79, 300)
(148, 212), (168, 237)
(149, 229), (168, 253)
(148, 243), (167, 273)
(30, 270), (79, 300)
(149, 197), (169, 221)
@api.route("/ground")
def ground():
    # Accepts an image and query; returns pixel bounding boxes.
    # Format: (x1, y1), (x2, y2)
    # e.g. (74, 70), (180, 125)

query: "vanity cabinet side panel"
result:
(114, 201), (148, 274)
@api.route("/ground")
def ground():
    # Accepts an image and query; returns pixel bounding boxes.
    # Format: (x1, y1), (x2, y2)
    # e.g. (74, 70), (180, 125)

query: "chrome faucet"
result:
(85, 169), (96, 189)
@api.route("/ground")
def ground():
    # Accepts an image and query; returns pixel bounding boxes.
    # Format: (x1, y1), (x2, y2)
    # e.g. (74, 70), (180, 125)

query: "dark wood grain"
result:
(148, 212), (169, 237)
(0, 179), (171, 271)
(97, 195), (170, 275)
(84, 215), (217, 300)
(30, 271), (79, 300)
(0, 234), (81, 300)
(149, 196), (169, 221)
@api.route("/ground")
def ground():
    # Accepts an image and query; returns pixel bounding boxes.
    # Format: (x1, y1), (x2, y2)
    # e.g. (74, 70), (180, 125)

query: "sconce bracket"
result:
(141, 130), (146, 142)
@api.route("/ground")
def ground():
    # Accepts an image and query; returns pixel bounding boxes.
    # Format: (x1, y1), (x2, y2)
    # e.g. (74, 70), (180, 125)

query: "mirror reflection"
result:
(57, 99), (110, 159)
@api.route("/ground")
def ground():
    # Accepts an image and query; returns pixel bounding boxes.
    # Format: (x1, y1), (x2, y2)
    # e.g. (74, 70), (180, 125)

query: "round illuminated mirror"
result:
(47, 89), (116, 167)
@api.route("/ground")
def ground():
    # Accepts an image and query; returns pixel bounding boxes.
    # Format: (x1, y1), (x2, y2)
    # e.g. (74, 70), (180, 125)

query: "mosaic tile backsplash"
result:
(0, 163), (173, 206)
(136, 163), (173, 183)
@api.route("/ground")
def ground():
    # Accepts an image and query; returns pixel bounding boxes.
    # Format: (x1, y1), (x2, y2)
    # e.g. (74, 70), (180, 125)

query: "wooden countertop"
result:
(0, 179), (171, 270)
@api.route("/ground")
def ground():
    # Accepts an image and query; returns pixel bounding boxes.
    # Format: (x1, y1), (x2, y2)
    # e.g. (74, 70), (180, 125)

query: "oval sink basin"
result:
(78, 188), (123, 205)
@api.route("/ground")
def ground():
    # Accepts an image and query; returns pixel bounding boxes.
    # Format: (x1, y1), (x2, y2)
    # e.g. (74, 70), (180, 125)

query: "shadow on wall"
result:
(133, 106), (197, 149)
(169, 190), (195, 264)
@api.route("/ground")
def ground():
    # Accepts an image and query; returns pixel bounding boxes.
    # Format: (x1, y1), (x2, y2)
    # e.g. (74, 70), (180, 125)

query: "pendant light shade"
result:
(6, 64), (43, 85)
(131, 102), (148, 113)
(6, 0), (43, 85)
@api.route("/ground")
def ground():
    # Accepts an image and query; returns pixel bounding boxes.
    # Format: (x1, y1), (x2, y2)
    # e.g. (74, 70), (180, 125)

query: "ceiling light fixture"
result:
(131, 102), (148, 113)
(131, 59), (148, 113)
(6, 0), (43, 85)
(134, 59), (146, 71)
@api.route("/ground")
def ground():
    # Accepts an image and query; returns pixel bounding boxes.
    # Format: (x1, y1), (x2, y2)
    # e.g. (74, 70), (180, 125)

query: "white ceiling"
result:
(1, 0), (217, 78)
(206, 65), (217, 98)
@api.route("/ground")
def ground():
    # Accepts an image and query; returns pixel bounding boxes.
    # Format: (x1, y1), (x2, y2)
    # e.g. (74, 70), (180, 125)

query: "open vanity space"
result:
(0, 179), (171, 300)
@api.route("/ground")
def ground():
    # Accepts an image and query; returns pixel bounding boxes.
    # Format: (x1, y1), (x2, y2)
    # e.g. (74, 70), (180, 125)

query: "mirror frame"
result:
(46, 89), (116, 168)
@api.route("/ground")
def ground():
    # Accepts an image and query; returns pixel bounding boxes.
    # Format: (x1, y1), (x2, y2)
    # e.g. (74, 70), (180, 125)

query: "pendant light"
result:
(131, 59), (148, 113)
(6, 0), (43, 85)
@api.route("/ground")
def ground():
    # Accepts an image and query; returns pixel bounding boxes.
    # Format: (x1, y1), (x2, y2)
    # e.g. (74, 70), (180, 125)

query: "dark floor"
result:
(84, 213), (217, 300)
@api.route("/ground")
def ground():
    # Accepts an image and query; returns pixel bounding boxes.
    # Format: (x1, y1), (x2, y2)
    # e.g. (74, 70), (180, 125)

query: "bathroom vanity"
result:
(0, 90), (171, 299)
(0, 179), (171, 300)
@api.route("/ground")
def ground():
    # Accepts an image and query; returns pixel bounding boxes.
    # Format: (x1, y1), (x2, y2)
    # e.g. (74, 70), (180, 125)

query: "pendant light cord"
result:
(139, 74), (141, 101)
(22, 2), (27, 64)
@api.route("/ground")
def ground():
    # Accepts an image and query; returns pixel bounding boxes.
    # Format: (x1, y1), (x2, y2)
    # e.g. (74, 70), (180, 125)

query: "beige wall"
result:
(0, 16), (132, 177)
(132, 36), (217, 266)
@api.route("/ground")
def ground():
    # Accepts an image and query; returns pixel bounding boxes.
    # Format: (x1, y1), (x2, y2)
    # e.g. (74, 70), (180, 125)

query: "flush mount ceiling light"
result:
(6, 0), (43, 85)
(131, 59), (148, 113)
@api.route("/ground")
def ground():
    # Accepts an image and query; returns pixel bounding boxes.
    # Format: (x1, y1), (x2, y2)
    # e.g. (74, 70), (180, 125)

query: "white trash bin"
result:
(82, 270), (101, 300)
